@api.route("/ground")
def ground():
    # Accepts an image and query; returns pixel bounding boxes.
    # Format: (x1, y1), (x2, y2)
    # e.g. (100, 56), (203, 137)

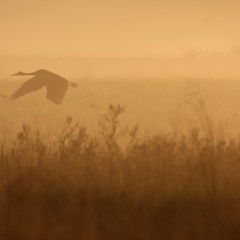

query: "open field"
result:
(1, 76), (240, 137)
(0, 77), (240, 239)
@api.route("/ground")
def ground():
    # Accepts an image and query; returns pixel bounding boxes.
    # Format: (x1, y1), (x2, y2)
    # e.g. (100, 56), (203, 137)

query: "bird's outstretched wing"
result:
(46, 78), (68, 105)
(6, 77), (46, 101)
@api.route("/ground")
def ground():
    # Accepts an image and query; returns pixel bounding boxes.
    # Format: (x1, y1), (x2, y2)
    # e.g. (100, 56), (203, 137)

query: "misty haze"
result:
(1, 0), (240, 239)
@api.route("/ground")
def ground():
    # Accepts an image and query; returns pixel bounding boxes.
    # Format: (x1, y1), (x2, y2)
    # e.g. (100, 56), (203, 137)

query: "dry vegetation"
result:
(0, 77), (240, 239)
(0, 101), (240, 240)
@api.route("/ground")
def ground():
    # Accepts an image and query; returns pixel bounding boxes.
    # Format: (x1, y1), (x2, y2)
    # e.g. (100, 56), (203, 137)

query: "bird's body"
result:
(2, 69), (78, 105)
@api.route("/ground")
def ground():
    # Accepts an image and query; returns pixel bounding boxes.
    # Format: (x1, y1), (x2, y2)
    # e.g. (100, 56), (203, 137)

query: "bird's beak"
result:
(11, 73), (17, 76)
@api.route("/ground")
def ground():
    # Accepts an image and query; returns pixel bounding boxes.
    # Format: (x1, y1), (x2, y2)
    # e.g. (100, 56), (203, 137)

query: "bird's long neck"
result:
(15, 72), (35, 76)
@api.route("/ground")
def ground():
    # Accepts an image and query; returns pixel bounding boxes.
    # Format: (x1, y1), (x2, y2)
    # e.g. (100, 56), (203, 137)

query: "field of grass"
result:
(0, 77), (240, 239)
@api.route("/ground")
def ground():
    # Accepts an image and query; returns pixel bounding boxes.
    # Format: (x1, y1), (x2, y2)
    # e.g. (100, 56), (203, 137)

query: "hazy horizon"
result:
(1, 0), (240, 58)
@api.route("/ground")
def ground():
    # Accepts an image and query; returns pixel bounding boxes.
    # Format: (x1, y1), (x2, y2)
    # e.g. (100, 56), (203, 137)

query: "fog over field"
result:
(1, 0), (240, 239)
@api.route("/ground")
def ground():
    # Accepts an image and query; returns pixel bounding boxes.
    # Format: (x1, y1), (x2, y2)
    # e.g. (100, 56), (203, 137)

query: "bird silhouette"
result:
(2, 69), (78, 105)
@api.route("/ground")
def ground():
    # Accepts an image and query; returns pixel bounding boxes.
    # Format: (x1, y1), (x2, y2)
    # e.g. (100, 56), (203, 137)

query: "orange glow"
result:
(1, 0), (240, 57)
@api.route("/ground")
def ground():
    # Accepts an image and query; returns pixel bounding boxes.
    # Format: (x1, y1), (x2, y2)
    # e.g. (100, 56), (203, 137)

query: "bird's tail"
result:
(68, 82), (79, 88)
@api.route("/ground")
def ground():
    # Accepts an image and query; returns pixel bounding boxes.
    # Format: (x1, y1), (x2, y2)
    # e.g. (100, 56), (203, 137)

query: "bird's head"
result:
(11, 71), (32, 76)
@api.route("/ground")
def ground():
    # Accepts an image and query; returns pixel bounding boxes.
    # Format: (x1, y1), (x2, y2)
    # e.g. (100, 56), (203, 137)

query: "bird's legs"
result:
(68, 82), (78, 88)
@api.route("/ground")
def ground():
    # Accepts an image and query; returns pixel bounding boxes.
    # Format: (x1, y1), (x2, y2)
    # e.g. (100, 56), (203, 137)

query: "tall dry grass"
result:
(0, 104), (240, 239)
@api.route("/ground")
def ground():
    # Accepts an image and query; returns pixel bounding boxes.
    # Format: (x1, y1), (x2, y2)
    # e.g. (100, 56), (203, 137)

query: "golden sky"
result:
(1, 0), (240, 57)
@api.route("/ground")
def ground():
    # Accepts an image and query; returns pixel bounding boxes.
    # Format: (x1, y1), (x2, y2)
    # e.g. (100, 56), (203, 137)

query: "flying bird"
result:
(2, 69), (78, 105)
